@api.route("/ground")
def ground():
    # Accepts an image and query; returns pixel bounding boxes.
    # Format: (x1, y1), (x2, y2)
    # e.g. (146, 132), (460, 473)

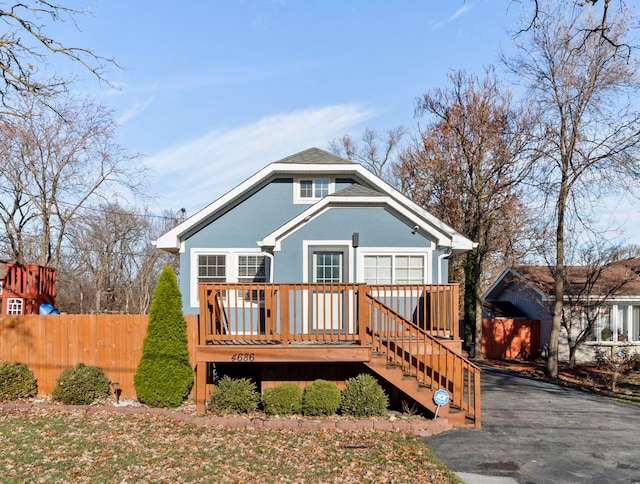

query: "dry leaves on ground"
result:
(0, 407), (459, 483)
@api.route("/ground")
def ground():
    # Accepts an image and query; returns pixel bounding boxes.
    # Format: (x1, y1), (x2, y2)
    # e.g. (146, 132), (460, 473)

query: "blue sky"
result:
(55, 1), (638, 245)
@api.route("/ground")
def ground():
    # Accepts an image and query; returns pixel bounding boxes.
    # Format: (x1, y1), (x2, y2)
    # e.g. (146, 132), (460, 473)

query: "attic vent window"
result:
(295, 178), (333, 203)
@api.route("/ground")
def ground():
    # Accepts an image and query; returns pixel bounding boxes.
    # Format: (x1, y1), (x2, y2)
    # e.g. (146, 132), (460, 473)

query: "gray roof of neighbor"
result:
(274, 147), (355, 165)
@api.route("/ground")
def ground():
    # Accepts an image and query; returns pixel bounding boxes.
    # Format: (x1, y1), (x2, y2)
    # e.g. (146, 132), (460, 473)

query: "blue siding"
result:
(181, 178), (301, 312)
(275, 207), (435, 282)
(185, 179), (301, 248)
(179, 177), (452, 312)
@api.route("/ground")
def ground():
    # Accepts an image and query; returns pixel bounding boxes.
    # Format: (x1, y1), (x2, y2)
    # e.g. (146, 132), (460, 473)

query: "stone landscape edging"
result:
(0, 401), (452, 437)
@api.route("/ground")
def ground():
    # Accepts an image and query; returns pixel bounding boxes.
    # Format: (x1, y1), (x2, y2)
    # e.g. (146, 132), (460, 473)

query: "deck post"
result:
(358, 285), (369, 345)
(196, 360), (207, 414)
(280, 285), (289, 345)
(198, 284), (209, 345)
(451, 284), (460, 340)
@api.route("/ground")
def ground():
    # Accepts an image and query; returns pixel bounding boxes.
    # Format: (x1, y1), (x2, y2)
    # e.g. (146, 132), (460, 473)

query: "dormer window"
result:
(294, 178), (334, 203)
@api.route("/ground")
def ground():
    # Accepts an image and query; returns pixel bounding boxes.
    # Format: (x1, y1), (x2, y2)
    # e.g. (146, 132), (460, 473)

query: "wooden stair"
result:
(364, 353), (468, 427)
(363, 292), (481, 427)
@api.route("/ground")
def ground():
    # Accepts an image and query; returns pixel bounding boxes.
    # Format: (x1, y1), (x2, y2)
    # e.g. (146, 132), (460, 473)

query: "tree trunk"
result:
(548, 165), (569, 378)
(568, 342), (577, 368)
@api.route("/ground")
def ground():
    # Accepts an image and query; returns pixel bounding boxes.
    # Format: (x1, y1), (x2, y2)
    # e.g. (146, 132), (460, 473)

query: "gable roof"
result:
(154, 147), (475, 254)
(484, 258), (640, 301)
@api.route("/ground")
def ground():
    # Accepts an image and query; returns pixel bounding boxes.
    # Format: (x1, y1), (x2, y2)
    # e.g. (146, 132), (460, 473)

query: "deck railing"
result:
(198, 282), (479, 426)
(198, 283), (460, 345)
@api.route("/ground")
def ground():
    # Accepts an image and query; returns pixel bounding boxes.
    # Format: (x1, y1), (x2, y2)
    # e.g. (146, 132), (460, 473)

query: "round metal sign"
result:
(433, 389), (450, 406)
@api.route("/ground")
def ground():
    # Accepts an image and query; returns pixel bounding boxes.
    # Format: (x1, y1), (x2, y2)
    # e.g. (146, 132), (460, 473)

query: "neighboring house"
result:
(155, 148), (481, 426)
(0, 260), (57, 315)
(483, 260), (640, 363)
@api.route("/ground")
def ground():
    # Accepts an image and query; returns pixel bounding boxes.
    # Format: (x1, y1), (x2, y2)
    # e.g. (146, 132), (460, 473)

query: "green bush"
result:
(51, 363), (110, 405)
(0, 361), (37, 401)
(209, 376), (260, 413)
(301, 379), (341, 416)
(134, 266), (193, 408)
(262, 383), (303, 415)
(340, 373), (389, 417)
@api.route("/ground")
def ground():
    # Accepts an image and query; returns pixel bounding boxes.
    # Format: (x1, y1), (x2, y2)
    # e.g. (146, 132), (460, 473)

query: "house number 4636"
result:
(231, 353), (255, 362)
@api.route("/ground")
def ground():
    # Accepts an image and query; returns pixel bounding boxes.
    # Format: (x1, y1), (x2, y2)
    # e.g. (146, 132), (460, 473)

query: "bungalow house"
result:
(155, 147), (481, 426)
(0, 260), (56, 315)
(483, 259), (640, 364)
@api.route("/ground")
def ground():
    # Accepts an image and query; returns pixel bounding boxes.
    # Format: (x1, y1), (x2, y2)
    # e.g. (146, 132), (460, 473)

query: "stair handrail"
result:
(364, 291), (481, 426)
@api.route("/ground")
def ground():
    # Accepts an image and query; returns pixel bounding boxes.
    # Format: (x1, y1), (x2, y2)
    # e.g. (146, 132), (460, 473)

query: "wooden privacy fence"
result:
(482, 318), (540, 360)
(0, 314), (199, 400)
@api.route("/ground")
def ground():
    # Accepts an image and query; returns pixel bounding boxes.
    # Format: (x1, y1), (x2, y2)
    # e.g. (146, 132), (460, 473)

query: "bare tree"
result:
(0, 2), (116, 111)
(561, 246), (639, 367)
(0, 94), (146, 267)
(57, 205), (180, 314)
(396, 67), (535, 356)
(329, 127), (406, 183)
(507, 0), (640, 377)
(525, 0), (630, 48)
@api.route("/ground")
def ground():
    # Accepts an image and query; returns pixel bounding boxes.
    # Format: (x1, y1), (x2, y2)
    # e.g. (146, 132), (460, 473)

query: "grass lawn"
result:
(0, 407), (461, 483)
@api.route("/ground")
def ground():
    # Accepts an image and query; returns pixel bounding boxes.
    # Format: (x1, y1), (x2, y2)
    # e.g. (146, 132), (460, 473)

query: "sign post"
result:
(432, 389), (450, 419)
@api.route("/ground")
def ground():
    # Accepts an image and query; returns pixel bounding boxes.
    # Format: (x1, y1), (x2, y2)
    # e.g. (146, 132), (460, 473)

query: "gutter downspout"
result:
(437, 247), (453, 284)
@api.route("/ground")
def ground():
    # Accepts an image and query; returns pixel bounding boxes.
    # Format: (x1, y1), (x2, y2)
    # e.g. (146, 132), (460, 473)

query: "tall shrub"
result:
(134, 266), (193, 407)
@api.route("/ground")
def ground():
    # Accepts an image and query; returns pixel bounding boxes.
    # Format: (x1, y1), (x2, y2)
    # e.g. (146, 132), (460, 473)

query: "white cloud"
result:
(117, 97), (154, 125)
(431, 4), (474, 30)
(449, 4), (473, 22)
(145, 103), (376, 215)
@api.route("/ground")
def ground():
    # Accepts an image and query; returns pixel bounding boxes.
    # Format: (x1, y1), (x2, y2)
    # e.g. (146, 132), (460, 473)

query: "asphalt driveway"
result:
(424, 364), (640, 484)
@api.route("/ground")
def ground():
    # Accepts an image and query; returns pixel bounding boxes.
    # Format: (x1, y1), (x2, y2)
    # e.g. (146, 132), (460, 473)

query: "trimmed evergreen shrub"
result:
(51, 363), (110, 405)
(301, 379), (341, 416)
(134, 266), (193, 408)
(340, 373), (389, 417)
(0, 361), (37, 401)
(209, 376), (260, 413)
(261, 383), (303, 415)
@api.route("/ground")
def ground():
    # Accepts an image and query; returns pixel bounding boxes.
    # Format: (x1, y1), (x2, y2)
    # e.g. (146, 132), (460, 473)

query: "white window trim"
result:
(357, 247), (432, 284)
(190, 248), (273, 308)
(302, 240), (353, 283)
(293, 177), (335, 204)
(0, 281), (3, 295)
(6, 297), (23, 315)
(587, 302), (640, 344)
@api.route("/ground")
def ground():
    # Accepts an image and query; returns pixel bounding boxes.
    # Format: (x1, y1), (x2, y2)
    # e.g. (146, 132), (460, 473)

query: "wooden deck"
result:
(196, 283), (481, 427)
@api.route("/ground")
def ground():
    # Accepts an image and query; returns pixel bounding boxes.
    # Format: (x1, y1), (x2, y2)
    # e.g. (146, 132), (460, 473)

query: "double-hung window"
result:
(192, 251), (272, 308)
(363, 254), (426, 284)
(238, 255), (267, 283)
(198, 255), (226, 283)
